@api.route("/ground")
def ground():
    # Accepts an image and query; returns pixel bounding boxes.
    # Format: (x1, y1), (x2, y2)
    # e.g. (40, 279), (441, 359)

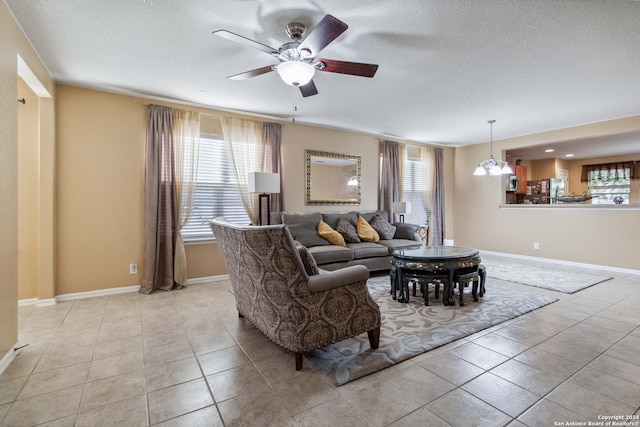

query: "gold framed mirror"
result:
(305, 150), (361, 205)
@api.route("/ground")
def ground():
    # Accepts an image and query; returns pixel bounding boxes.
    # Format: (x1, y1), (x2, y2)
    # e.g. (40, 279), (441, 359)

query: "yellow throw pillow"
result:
(318, 220), (346, 246)
(357, 215), (380, 242)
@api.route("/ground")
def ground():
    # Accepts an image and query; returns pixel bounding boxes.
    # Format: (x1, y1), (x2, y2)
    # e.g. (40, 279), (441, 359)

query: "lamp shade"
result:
(393, 201), (411, 214)
(276, 61), (315, 86)
(248, 172), (280, 194)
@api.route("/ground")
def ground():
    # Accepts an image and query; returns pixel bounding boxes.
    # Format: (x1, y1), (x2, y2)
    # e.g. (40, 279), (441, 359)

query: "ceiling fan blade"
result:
(298, 15), (348, 56)
(299, 80), (318, 97)
(213, 30), (279, 56)
(227, 65), (275, 80)
(315, 59), (378, 78)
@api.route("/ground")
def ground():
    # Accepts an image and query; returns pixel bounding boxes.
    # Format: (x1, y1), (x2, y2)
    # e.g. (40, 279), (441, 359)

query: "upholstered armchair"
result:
(210, 217), (381, 370)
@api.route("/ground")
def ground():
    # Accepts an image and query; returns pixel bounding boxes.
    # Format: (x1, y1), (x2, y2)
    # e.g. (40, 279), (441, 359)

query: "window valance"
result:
(580, 161), (636, 182)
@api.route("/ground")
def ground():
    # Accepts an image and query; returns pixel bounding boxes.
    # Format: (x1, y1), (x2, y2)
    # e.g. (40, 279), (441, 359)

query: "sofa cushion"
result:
(308, 245), (354, 265)
(295, 243), (320, 275)
(282, 211), (323, 227)
(357, 215), (380, 243)
(358, 210), (389, 223)
(318, 220), (346, 246)
(288, 223), (330, 247)
(322, 212), (358, 229)
(394, 222), (420, 240)
(347, 242), (389, 259)
(370, 214), (397, 240)
(336, 217), (361, 243)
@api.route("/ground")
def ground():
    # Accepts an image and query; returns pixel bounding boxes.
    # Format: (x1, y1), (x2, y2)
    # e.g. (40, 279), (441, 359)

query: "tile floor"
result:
(1, 260), (640, 426)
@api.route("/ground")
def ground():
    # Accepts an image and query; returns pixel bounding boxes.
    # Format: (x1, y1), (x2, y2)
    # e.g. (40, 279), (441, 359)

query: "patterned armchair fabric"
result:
(210, 217), (382, 370)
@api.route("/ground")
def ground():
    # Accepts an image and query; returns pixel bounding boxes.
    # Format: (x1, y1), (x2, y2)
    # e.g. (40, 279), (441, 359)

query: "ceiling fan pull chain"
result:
(292, 86), (297, 123)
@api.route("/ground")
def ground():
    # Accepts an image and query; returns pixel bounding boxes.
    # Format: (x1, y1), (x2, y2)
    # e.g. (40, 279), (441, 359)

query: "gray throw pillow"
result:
(287, 223), (330, 247)
(393, 222), (420, 240)
(370, 214), (397, 240)
(336, 217), (360, 243)
(295, 243), (320, 276)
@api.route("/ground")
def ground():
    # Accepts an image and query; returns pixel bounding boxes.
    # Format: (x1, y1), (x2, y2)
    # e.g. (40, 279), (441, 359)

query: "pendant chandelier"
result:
(474, 120), (513, 176)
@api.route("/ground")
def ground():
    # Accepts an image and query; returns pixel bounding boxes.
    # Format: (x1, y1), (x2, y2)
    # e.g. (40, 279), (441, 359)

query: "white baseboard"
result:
(18, 298), (38, 307)
(480, 250), (640, 276)
(0, 344), (17, 377)
(55, 285), (141, 302)
(187, 274), (230, 285)
(17, 275), (231, 306)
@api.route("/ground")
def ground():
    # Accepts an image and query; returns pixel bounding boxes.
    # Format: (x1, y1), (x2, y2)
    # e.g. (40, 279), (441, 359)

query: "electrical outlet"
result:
(533, 242), (540, 250)
(129, 263), (138, 274)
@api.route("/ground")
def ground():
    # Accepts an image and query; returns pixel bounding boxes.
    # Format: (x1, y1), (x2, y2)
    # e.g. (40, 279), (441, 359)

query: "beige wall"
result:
(18, 78), (39, 299)
(454, 116), (640, 270)
(54, 86), (457, 286)
(56, 86), (147, 294)
(281, 124), (381, 211)
(1, 2), (55, 363)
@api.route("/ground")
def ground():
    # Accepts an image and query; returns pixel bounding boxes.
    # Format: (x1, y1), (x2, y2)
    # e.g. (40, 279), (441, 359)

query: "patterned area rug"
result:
(305, 275), (557, 386)
(480, 254), (614, 293)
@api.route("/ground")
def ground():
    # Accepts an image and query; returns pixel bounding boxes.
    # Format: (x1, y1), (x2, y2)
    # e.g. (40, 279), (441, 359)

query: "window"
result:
(181, 135), (251, 240)
(588, 166), (631, 204)
(402, 145), (431, 225)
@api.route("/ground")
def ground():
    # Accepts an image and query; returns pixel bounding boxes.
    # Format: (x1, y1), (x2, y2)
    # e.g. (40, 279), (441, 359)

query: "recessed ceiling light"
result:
(565, 154), (574, 157)
(545, 149), (554, 153)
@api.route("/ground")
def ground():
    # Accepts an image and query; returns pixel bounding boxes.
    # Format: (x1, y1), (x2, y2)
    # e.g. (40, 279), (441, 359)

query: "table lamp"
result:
(393, 201), (411, 223)
(248, 172), (280, 225)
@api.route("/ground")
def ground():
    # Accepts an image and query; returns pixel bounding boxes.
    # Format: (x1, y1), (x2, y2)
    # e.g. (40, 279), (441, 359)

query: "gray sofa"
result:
(271, 210), (423, 271)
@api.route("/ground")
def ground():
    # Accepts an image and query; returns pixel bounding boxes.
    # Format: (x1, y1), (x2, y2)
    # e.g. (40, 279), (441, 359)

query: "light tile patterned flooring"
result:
(1, 261), (640, 426)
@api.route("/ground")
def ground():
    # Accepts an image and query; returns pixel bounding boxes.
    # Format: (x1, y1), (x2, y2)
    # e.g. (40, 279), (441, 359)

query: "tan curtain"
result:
(172, 110), (200, 287)
(380, 140), (400, 220)
(262, 122), (284, 212)
(221, 117), (264, 225)
(141, 105), (175, 294)
(430, 148), (445, 246)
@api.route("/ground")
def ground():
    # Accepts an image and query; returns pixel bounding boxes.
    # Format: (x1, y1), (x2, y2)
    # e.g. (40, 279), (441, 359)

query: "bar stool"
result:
(410, 272), (449, 306)
(453, 266), (481, 306)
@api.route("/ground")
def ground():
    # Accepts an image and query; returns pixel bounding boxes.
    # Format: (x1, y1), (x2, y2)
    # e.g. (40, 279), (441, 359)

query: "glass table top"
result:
(392, 245), (479, 260)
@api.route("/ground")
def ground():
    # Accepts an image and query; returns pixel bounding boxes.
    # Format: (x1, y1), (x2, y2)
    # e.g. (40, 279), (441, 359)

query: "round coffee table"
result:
(391, 246), (481, 306)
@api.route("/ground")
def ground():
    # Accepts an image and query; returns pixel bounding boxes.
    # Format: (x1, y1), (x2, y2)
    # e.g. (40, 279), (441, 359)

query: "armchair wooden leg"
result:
(368, 326), (380, 349)
(295, 352), (303, 371)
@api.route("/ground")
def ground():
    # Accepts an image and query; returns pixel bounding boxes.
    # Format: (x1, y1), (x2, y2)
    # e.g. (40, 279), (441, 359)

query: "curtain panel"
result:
(430, 148), (445, 246)
(172, 110), (200, 287)
(262, 122), (284, 213)
(141, 104), (200, 294)
(380, 140), (400, 219)
(141, 105), (176, 294)
(221, 117), (264, 225)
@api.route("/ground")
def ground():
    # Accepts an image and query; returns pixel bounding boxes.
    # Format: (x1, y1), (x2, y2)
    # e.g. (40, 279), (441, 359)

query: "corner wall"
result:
(1, 1), (55, 364)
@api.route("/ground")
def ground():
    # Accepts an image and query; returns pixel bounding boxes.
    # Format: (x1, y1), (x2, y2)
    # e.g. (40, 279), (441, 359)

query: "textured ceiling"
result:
(7, 0), (640, 151)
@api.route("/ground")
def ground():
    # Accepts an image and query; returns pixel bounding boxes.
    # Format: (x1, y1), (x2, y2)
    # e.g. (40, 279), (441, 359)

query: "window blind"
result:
(182, 136), (251, 240)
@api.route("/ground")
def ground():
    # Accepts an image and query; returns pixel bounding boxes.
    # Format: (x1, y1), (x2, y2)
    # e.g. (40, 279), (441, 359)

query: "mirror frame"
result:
(305, 149), (361, 205)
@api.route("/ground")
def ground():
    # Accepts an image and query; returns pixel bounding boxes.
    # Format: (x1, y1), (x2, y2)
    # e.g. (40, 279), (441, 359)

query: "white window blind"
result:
(403, 145), (430, 226)
(182, 135), (251, 240)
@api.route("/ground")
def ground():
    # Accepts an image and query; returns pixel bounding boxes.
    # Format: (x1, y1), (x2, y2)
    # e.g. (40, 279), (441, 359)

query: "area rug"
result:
(480, 254), (613, 294)
(305, 275), (557, 386)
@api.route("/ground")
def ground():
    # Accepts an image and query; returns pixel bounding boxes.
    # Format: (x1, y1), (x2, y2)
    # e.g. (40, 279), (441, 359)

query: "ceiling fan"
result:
(213, 14), (378, 97)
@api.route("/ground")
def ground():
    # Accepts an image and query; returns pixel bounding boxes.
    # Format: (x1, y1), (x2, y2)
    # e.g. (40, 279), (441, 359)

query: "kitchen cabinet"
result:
(515, 165), (528, 194)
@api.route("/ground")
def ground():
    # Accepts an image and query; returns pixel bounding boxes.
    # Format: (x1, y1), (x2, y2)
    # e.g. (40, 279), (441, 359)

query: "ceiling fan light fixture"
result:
(276, 61), (315, 87)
